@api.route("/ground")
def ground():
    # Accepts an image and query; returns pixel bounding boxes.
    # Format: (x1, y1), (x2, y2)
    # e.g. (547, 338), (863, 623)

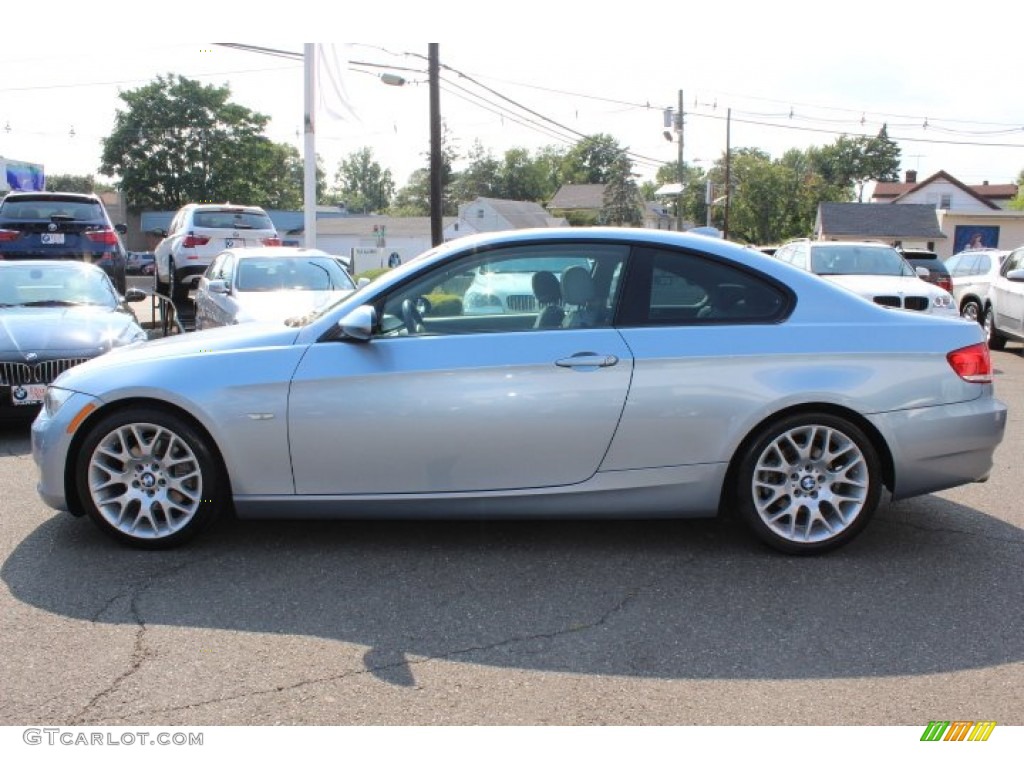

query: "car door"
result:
(288, 242), (634, 495)
(996, 248), (1024, 334)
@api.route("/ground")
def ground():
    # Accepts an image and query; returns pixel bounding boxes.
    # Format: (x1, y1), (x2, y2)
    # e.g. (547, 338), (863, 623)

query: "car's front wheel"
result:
(75, 407), (226, 548)
(961, 298), (982, 324)
(735, 413), (882, 554)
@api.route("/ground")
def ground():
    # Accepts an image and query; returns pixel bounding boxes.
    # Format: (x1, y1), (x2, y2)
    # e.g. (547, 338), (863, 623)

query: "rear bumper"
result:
(867, 396), (1008, 499)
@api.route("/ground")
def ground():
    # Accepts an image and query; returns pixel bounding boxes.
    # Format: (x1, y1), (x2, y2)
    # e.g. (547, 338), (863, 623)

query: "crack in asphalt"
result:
(99, 577), (659, 723)
(70, 553), (222, 725)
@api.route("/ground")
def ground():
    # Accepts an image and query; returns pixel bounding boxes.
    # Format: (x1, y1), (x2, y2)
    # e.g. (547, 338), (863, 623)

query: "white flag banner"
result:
(317, 43), (359, 122)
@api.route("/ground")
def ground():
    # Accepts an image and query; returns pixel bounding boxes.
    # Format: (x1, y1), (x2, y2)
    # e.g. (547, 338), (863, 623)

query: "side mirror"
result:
(123, 287), (147, 303)
(115, 223), (128, 235)
(357, 277), (371, 289)
(336, 305), (375, 341)
(1006, 269), (1024, 283)
(207, 279), (230, 295)
(915, 266), (930, 278)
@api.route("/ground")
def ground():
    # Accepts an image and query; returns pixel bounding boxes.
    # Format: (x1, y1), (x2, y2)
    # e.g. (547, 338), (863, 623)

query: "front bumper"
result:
(31, 390), (104, 514)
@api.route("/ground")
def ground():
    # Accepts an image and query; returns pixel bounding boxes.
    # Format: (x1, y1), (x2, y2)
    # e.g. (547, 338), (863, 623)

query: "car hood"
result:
(0, 306), (142, 358)
(235, 289), (352, 323)
(822, 274), (945, 297)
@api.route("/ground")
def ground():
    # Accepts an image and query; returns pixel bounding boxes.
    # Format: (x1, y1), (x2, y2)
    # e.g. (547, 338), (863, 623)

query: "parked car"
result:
(193, 247), (358, 329)
(1, 261), (147, 420)
(774, 240), (958, 317)
(0, 191), (128, 293)
(984, 244), (1024, 349)
(153, 203), (280, 303)
(462, 254), (592, 315)
(897, 247), (953, 294)
(125, 251), (155, 276)
(945, 247), (1010, 323)
(32, 228), (1005, 553)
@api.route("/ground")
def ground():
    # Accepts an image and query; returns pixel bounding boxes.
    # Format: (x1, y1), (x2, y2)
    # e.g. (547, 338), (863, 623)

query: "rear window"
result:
(192, 210), (275, 230)
(0, 198), (105, 222)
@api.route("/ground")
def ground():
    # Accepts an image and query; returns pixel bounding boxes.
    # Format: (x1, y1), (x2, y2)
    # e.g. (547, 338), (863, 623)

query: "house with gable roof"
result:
(868, 170), (1024, 257)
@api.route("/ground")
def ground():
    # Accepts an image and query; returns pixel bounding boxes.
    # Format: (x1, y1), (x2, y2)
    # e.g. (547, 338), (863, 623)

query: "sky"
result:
(3, 2), (1023, 198)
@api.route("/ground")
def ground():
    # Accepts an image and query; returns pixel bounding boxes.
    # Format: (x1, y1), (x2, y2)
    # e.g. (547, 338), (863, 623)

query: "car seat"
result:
(532, 271), (564, 328)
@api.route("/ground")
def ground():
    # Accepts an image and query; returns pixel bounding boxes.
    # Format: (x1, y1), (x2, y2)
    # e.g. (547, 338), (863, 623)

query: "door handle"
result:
(555, 353), (619, 368)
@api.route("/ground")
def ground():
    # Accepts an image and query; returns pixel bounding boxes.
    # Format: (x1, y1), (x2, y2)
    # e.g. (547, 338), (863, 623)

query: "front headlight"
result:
(933, 294), (955, 309)
(43, 386), (75, 418)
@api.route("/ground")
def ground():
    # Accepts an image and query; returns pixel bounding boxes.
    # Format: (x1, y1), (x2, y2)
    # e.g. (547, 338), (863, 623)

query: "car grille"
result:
(0, 358), (90, 386)
(505, 294), (537, 312)
(873, 295), (930, 312)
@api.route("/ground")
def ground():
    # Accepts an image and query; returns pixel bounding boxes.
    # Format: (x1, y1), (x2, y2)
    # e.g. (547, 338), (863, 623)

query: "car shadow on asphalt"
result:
(3, 495), (1022, 687)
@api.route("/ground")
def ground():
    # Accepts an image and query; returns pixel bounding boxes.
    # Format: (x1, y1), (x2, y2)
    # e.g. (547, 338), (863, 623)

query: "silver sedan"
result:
(31, 228), (1007, 553)
(193, 247), (357, 329)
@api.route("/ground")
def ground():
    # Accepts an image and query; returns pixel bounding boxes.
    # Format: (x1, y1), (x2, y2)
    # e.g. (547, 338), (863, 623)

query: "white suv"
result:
(774, 240), (958, 317)
(154, 204), (279, 301)
(944, 247), (1010, 324)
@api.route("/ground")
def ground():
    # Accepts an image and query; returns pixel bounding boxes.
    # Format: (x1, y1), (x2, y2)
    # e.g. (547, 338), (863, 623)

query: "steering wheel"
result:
(401, 298), (424, 334)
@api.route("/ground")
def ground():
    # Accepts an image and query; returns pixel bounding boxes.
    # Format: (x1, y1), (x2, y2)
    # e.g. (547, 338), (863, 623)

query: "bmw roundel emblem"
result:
(47, 222), (57, 232)
(12, 386), (28, 402)
(25, 352), (39, 362)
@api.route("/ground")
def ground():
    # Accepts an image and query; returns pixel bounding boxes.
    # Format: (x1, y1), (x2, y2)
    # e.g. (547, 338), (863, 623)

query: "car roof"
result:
(1, 191), (102, 202)
(220, 247), (333, 259)
(183, 203), (268, 212)
(0, 259), (107, 273)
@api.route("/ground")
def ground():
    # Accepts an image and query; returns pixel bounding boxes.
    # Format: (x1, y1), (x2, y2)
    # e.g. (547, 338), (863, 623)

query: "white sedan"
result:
(193, 247), (359, 329)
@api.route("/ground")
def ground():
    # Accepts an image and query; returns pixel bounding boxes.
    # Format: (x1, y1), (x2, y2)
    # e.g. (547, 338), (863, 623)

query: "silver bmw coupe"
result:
(31, 228), (1007, 553)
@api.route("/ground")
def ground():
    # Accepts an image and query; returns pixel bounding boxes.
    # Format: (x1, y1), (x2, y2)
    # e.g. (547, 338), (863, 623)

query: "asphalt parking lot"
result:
(0, 345), (1021, 726)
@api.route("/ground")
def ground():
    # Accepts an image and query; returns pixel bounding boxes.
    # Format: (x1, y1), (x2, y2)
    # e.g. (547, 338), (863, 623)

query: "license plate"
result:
(225, 238), (245, 248)
(41, 233), (65, 245)
(11, 384), (47, 405)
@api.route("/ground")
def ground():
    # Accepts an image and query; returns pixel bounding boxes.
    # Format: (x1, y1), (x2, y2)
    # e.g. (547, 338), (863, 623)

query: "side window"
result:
(618, 247), (788, 326)
(1003, 249), (1024, 275)
(374, 243), (629, 337)
(220, 255), (236, 286)
(945, 254), (962, 276)
(206, 255), (224, 280)
(974, 255), (990, 276)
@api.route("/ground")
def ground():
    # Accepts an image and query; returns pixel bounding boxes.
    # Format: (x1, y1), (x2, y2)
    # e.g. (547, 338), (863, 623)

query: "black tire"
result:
(75, 407), (226, 549)
(734, 413), (882, 555)
(169, 258), (189, 303)
(984, 306), (1006, 351)
(961, 298), (982, 325)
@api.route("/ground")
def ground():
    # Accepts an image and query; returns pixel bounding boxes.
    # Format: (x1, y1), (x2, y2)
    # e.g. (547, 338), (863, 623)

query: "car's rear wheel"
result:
(735, 413), (881, 554)
(984, 306), (1006, 350)
(169, 258), (189, 303)
(75, 407), (225, 548)
(961, 298), (982, 324)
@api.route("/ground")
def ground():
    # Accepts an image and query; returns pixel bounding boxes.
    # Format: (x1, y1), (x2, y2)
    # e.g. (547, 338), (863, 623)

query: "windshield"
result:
(235, 257), (355, 292)
(0, 265), (117, 307)
(810, 245), (914, 277)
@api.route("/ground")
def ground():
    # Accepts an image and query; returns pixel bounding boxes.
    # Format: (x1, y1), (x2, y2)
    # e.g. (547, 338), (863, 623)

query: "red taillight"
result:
(84, 229), (119, 245)
(182, 235), (210, 248)
(0, 229), (21, 242)
(938, 277), (953, 293)
(261, 237), (282, 246)
(947, 343), (993, 384)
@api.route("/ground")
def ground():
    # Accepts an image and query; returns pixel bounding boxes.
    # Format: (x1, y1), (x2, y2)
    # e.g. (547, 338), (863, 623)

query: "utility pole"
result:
(429, 44), (443, 247)
(676, 89), (684, 232)
(724, 108), (731, 240)
(303, 44), (317, 249)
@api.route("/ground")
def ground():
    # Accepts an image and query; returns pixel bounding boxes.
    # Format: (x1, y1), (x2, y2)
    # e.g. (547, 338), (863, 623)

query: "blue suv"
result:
(0, 192), (128, 293)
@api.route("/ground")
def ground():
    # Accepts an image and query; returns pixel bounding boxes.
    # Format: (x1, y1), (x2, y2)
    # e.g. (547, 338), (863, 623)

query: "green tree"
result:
(45, 174), (114, 194)
(601, 154), (643, 226)
(450, 140), (501, 203)
(811, 126), (901, 201)
(1009, 169), (1024, 210)
(333, 146), (395, 213)
(497, 146), (561, 202)
(100, 74), (311, 211)
(560, 134), (628, 184)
